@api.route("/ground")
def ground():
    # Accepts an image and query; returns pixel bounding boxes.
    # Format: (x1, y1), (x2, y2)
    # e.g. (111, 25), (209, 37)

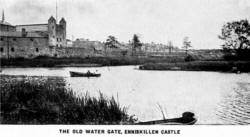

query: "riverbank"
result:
(139, 61), (250, 72)
(0, 56), (185, 68)
(0, 75), (137, 124)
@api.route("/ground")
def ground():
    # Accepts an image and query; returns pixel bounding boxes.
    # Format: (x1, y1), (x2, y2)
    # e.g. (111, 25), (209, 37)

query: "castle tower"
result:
(48, 16), (57, 46)
(59, 18), (66, 46)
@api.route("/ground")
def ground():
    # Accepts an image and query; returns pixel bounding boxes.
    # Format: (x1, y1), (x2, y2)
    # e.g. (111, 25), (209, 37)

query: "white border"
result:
(0, 125), (250, 137)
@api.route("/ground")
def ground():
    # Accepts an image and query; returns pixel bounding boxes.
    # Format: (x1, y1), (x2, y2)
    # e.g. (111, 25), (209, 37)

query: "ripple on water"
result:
(216, 82), (250, 125)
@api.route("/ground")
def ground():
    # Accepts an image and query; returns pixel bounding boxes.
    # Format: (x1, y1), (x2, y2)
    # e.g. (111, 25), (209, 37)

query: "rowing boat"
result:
(69, 71), (101, 77)
(136, 112), (197, 125)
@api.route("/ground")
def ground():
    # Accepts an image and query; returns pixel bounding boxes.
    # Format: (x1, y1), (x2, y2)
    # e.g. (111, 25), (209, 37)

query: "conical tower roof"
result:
(0, 10), (13, 26)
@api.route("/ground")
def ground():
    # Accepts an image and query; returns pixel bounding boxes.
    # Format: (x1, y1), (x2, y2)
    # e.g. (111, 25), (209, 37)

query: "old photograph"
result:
(0, 0), (250, 127)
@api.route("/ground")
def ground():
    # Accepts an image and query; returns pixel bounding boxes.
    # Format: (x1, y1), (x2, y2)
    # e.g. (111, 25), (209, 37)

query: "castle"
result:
(1, 11), (165, 59)
(0, 11), (188, 59)
(0, 11), (69, 58)
(0, 11), (128, 59)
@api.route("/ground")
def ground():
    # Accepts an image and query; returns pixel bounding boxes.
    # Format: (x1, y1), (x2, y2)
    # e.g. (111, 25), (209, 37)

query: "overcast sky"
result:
(1, 0), (250, 49)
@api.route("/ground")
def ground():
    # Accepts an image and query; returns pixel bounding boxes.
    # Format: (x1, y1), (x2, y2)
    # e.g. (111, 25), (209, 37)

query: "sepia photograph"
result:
(0, 0), (250, 135)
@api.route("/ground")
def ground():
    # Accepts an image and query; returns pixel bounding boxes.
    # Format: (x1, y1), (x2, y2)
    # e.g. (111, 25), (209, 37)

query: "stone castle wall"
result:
(105, 48), (131, 57)
(0, 37), (52, 58)
(0, 37), (107, 59)
(54, 47), (96, 58)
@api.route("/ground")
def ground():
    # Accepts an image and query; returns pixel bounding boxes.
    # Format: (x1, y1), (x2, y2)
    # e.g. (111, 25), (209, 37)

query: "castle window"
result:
(60, 44), (62, 47)
(11, 47), (15, 52)
(36, 48), (39, 52)
(0, 37), (3, 41)
(0, 47), (3, 52)
(30, 38), (34, 41)
(57, 38), (59, 42)
(13, 38), (16, 41)
(56, 44), (58, 47)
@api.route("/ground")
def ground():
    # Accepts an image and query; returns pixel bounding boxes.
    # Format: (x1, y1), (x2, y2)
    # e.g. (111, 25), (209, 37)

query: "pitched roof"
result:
(0, 20), (14, 26)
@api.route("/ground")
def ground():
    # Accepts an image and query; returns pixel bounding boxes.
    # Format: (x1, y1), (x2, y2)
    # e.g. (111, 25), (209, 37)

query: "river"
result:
(1, 66), (250, 125)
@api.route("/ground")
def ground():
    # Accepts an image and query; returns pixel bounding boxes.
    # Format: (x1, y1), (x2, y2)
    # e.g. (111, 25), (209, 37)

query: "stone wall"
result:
(105, 48), (131, 57)
(73, 40), (104, 51)
(0, 37), (52, 58)
(54, 47), (96, 58)
(0, 36), (105, 59)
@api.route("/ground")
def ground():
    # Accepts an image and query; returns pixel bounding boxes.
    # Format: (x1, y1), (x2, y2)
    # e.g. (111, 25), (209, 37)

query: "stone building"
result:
(0, 31), (52, 58)
(14, 16), (66, 47)
(0, 12), (67, 58)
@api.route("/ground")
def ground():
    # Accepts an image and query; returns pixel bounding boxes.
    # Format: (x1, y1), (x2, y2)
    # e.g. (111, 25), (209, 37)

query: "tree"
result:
(104, 35), (120, 56)
(219, 19), (250, 59)
(104, 35), (120, 48)
(182, 37), (192, 56)
(131, 34), (142, 56)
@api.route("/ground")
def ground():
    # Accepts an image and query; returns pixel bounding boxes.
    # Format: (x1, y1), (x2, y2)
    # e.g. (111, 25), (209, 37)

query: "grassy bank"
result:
(139, 61), (250, 72)
(0, 56), (185, 67)
(0, 75), (136, 124)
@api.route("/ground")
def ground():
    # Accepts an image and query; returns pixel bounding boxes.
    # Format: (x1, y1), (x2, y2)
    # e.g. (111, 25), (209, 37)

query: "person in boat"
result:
(87, 70), (91, 74)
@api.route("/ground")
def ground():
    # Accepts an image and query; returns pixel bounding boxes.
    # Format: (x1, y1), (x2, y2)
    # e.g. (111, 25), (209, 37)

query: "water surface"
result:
(1, 66), (250, 124)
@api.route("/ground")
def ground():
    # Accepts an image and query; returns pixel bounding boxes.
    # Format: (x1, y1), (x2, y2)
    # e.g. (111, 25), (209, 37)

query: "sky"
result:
(1, 0), (250, 49)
